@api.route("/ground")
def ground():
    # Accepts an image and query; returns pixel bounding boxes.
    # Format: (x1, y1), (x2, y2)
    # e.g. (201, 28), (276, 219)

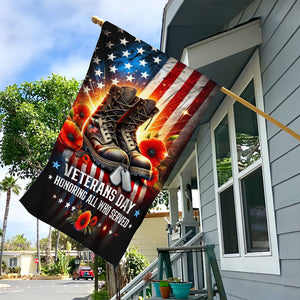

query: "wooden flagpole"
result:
(221, 87), (300, 141)
(91, 16), (105, 27)
(90, 16), (300, 142)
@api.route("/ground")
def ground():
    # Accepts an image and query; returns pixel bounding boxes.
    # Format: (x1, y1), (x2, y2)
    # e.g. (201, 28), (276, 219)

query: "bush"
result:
(124, 246), (149, 281)
(8, 267), (21, 274)
(91, 289), (109, 300)
(41, 251), (70, 276)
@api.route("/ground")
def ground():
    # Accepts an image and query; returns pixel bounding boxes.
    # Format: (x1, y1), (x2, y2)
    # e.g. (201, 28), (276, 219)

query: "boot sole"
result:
(129, 165), (151, 180)
(82, 134), (128, 171)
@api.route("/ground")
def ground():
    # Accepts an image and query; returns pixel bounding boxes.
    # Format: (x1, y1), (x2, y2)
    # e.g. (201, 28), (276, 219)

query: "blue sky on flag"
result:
(0, 0), (168, 243)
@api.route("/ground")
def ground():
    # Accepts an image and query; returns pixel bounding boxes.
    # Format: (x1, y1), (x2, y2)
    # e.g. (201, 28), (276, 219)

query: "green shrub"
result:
(124, 246), (149, 281)
(41, 251), (70, 276)
(91, 289), (109, 300)
(8, 266), (21, 274)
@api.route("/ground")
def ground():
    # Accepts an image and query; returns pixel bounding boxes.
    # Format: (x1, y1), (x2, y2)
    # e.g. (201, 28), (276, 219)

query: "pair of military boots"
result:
(83, 85), (158, 189)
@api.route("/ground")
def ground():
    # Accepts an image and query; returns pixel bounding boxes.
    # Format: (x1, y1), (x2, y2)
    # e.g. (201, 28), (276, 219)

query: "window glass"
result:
(214, 115), (232, 186)
(220, 186), (239, 254)
(234, 79), (260, 172)
(241, 167), (269, 252)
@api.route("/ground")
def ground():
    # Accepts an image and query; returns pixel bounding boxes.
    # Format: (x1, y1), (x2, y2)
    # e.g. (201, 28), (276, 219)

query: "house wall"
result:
(128, 213), (168, 263)
(197, 0), (300, 299)
(20, 255), (36, 275)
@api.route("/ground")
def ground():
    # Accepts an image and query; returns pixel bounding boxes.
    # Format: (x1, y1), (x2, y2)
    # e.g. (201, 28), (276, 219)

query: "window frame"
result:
(211, 51), (280, 274)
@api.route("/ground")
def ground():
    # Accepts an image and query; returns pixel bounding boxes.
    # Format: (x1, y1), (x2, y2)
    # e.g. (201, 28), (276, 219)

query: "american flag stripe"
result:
(148, 69), (203, 133)
(148, 61), (186, 100)
(158, 75), (211, 139)
(139, 57), (178, 99)
(165, 79), (218, 139)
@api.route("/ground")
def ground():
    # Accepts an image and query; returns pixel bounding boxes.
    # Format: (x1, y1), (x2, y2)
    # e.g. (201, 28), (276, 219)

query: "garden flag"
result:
(20, 21), (220, 266)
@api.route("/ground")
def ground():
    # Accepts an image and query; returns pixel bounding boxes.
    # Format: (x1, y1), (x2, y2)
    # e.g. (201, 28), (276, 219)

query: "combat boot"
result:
(83, 85), (140, 170)
(116, 99), (159, 179)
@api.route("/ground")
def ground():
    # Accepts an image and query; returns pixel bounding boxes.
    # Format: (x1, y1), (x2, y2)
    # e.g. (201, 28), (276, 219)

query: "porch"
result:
(111, 231), (226, 299)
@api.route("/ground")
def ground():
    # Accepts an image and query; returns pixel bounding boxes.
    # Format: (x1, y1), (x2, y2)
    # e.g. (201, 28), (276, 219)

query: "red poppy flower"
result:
(81, 154), (90, 164)
(74, 211), (92, 231)
(144, 167), (159, 186)
(90, 216), (98, 226)
(58, 120), (83, 151)
(140, 139), (167, 167)
(73, 104), (91, 122)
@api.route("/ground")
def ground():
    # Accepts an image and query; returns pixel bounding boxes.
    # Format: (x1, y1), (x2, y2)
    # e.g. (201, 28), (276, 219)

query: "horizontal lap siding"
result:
(205, 0), (300, 298)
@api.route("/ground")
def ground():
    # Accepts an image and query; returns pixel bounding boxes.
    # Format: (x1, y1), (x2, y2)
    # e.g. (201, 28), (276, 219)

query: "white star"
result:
(48, 175), (53, 180)
(122, 50), (130, 58)
(126, 74), (135, 82)
(117, 27), (123, 33)
(58, 198), (63, 204)
(124, 62), (132, 69)
(110, 65), (118, 73)
(95, 69), (103, 77)
(129, 224), (132, 228)
(153, 56), (162, 64)
(97, 223), (102, 228)
(135, 38), (141, 42)
(93, 56), (101, 64)
(112, 78), (120, 85)
(83, 86), (91, 93)
(105, 41), (114, 49)
(103, 29), (111, 37)
(97, 82), (105, 89)
(137, 47), (145, 55)
(107, 53), (116, 61)
(139, 59), (147, 67)
(65, 203), (70, 208)
(71, 206), (76, 211)
(120, 38), (129, 45)
(152, 47), (158, 52)
(52, 194), (57, 199)
(109, 230), (113, 234)
(141, 71), (149, 79)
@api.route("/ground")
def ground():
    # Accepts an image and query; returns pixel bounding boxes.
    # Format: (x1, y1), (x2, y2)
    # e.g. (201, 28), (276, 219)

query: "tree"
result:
(0, 74), (81, 179)
(5, 234), (32, 250)
(0, 74), (81, 270)
(0, 176), (21, 275)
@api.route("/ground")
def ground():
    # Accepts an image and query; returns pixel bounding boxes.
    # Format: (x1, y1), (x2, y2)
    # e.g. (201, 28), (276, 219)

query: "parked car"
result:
(72, 266), (94, 280)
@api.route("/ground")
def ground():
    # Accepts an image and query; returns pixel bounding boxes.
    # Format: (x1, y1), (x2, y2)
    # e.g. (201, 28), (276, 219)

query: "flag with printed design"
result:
(20, 21), (220, 266)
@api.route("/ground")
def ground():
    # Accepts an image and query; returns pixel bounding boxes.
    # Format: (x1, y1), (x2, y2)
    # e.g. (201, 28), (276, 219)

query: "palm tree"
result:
(0, 176), (21, 275)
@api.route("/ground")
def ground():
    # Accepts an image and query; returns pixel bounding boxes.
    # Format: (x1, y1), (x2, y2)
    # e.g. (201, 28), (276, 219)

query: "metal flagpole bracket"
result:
(91, 16), (105, 27)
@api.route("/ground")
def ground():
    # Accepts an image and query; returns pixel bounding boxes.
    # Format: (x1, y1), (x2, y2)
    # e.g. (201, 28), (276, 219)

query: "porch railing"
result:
(110, 230), (195, 300)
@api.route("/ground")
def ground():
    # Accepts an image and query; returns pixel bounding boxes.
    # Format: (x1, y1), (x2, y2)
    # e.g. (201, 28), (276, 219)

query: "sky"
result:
(0, 0), (168, 244)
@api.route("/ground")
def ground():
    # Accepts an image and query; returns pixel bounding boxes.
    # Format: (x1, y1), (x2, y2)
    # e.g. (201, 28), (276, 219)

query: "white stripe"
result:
(158, 75), (210, 139)
(130, 182), (139, 201)
(138, 57), (178, 99)
(137, 66), (194, 141)
(136, 185), (147, 205)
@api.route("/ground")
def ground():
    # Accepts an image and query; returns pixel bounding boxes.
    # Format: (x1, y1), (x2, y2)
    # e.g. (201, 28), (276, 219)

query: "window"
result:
(211, 51), (280, 274)
(9, 257), (17, 267)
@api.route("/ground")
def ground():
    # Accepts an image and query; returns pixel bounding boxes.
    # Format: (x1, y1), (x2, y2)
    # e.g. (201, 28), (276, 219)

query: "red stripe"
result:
(164, 79), (218, 140)
(149, 61), (186, 100)
(149, 70), (202, 133)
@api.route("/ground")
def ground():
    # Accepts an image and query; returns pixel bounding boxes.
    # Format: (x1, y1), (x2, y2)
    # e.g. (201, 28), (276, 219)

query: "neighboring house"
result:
(2, 250), (79, 276)
(129, 212), (169, 263)
(160, 0), (300, 299)
(2, 251), (37, 276)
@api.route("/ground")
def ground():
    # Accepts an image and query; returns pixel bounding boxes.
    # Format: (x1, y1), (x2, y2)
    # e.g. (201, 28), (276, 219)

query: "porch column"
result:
(180, 171), (194, 222)
(168, 188), (179, 229)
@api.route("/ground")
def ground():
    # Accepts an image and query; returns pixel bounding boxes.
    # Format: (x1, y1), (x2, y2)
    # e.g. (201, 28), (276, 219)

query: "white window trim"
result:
(211, 50), (280, 275)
